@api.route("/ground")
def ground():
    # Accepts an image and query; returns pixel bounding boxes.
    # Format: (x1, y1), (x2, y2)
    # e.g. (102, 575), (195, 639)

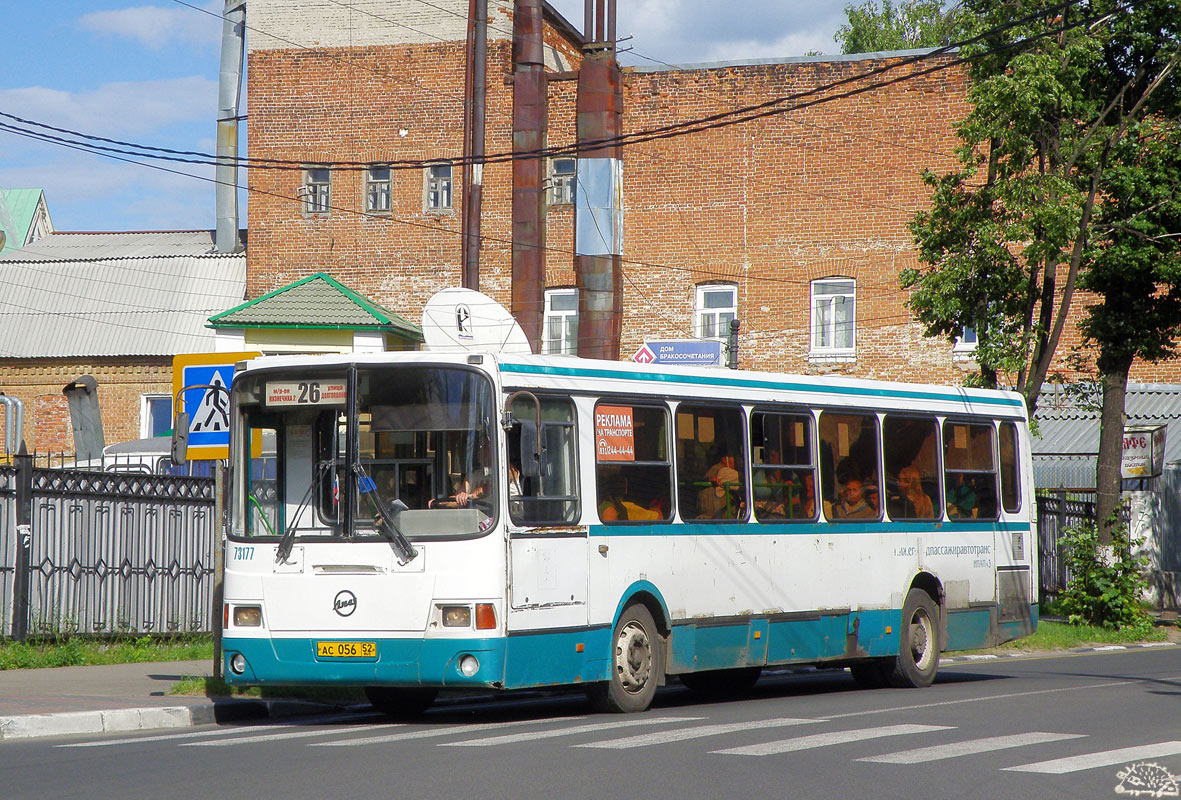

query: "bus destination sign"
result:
(267, 381), (347, 406)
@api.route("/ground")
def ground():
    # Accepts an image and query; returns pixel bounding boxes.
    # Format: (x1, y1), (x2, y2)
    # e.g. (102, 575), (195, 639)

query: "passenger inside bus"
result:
(895, 464), (934, 519)
(697, 449), (741, 518)
(599, 473), (663, 521)
(831, 477), (876, 519)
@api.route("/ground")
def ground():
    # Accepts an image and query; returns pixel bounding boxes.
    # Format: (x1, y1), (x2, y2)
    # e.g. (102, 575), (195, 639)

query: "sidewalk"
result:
(0, 660), (331, 741)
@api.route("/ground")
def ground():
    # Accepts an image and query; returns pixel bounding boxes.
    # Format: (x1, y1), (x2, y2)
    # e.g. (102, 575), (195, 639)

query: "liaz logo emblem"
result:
(333, 590), (357, 617)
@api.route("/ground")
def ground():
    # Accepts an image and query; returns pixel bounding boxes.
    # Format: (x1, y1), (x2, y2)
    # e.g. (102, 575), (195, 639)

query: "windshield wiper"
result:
(275, 460), (332, 564)
(355, 464), (418, 565)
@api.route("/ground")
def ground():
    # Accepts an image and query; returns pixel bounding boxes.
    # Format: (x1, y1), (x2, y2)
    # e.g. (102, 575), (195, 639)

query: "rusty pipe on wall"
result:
(511, 0), (547, 351)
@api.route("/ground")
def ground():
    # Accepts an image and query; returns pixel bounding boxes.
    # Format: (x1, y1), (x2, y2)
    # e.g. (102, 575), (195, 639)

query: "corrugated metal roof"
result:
(1033, 383), (1181, 489)
(0, 230), (224, 262)
(209, 272), (422, 339)
(0, 231), (245, 358)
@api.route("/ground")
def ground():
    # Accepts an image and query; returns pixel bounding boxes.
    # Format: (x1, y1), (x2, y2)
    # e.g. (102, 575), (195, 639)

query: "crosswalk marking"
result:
(312, 716), (587, 747)
(182, 723), (392, 747)
(860, 732), (1086, 764)
(57, 715), (372, 748)
(577, 717), (822, 749)
(1004, 741), (1181, 774)
(441, 716), (705, 747)
(714, 724), (953, 756)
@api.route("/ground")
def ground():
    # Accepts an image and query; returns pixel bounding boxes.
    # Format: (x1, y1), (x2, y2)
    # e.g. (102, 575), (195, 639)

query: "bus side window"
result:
(883, 415), (939, 520)
(819, 412), (881, 521)
(943, 421), (998, 520)
(507, 396), (580, 526)
(594, 402), (672, 524)
(675, 404), (746, 521)
(751, 410), (816, 521)
(999, 421), (1021, 513)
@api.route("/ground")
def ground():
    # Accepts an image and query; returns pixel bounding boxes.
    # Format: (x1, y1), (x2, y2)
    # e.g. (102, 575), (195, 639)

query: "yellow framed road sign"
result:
(172, 352), (260, 460)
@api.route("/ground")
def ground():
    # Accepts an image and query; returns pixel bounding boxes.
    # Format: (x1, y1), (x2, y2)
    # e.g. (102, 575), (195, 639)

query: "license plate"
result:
(316, 641), (376, 658)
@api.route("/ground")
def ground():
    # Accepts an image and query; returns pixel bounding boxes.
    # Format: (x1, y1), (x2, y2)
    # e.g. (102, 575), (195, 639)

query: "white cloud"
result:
(78, 2), (222, 51)
(0, 76), (219, 138)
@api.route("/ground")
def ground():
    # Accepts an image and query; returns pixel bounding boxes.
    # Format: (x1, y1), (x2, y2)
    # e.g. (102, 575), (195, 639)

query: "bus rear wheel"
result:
(364, 686), (438, 718)
(888, 588), (940, 688)
(588, 604), (664, 713)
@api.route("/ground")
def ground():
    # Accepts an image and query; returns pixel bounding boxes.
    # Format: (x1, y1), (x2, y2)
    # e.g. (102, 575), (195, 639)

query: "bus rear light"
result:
(475, 603), (496, 630)
(441, 606), (472, 627)
(233, 605), (262, 627)
(223, 603), (229, 629)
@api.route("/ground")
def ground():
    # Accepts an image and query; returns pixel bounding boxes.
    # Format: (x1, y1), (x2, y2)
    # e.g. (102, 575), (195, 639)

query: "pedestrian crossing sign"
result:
(172, 352), (259, 459)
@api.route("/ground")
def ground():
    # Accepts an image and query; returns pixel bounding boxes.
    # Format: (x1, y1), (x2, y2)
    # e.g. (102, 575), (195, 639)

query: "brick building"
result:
(242, 0), (1176, 386)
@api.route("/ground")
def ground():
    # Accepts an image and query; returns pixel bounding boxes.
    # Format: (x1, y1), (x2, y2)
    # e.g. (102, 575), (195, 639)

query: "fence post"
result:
(12, 445), (32, 642)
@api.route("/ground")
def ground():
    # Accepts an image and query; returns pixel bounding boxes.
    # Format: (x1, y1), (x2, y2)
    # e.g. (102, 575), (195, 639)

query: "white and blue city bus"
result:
(219, 349), (1037, 714)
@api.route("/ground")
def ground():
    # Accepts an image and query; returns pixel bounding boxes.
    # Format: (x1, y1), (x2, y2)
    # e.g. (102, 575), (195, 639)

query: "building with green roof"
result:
(0, 189), (53, 255)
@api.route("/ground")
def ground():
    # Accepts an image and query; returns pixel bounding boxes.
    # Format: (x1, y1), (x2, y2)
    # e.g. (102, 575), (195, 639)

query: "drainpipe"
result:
(0, 394), (24, 454)
(215, 0), (246, 253)
(575, 0), (622, 360)
(511, 0), (547, 351)
(461, 0), (487, 290)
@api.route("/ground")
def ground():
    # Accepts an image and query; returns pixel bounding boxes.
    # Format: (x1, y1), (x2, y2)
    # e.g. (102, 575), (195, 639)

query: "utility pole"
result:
(574, 0), (623, 360)
(510, 0), (547, 350)
(461, 0), (487, 290)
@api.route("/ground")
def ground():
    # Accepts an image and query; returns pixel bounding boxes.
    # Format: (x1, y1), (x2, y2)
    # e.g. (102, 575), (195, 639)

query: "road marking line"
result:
(859, 732), (1085, 763)
(57, 715), (372, 748)
(1005, 741), (1181, 774)
(441, 716), (705, 747)
(312, 716), (589, 747)
(714, 724), (953, 756)
(182, 723), (392, 746)
(577, 717), (822, 749)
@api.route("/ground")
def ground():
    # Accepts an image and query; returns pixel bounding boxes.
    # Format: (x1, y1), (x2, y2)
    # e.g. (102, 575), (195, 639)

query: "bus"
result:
(218, 351), (1036, 714)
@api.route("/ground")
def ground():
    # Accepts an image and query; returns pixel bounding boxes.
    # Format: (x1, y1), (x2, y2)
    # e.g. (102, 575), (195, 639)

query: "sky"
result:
(0, 1), (848, 233)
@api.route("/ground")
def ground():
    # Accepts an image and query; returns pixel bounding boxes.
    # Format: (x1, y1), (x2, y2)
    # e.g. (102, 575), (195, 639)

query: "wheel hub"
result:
(615, 621), (652, 693)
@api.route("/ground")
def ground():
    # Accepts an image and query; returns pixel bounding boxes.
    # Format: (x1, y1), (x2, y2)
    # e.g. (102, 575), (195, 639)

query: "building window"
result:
(954, 325), (978, 353)
(302, 167), (331, 215)
(141, 394), (172, 439)
(543, 288), (578, 355)
(549, 158), (576, 206)
(696, 284), (737, 340)
(810, 278), (855, 355)
(366, 167), (391, 213)
(425, 164), (453, 212)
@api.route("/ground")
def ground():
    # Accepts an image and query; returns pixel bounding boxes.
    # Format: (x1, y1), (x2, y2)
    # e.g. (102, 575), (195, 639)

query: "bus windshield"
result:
(231, 365), (497, 543)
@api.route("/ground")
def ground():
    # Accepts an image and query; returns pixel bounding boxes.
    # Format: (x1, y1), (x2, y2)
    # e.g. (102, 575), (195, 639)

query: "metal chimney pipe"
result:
(574, 0), (623, 360)
(511, 0), (548, 352)
(461, 0), (488, 290)
(215, 0), (246, 253)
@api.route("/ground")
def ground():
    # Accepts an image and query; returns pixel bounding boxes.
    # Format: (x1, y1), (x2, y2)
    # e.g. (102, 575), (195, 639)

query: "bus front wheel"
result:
(588, 604), (664, 713)
(889, 588), (940, 688)
(364, 686), (438, 718)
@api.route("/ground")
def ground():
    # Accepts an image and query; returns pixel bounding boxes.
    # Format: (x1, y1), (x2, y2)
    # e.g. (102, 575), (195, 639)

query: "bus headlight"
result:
(441, 606), (472, 627)
(459, 654), (480, 677)
(229, 653), (247, 675)
(233, 605), (262, 627)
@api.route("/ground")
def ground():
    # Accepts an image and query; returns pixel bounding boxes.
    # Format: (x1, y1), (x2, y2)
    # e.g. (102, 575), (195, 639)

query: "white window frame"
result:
(301, 167), (331, 216)
(810, 277), (856, 358)
(140, 394), (172, 439)
(542, 288), (579, 355)
(425, 163), (453, 212)
(549, 157), (576, 206)
(695, 284), (737, 341)
(365, 167), (391, 213)
(953, 325), (978, 353)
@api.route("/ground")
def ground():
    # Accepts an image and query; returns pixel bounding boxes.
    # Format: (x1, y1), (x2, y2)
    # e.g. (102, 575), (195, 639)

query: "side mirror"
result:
(519, 420), (540, 479)
(171, 413), (190, 466)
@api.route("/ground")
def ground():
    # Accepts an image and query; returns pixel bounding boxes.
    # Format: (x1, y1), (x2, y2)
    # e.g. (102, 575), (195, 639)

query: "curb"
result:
(0, 697), (338, 742)
(942, 640), (1179, 664)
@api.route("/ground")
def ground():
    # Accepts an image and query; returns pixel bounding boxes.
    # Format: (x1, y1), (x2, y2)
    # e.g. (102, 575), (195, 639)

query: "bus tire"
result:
(888, 588), (940, 688)
(364, 686), (438, 718)
(588, 603), (664, 713)
(680, 667), (762, 699)
(849, 659), (891, 689)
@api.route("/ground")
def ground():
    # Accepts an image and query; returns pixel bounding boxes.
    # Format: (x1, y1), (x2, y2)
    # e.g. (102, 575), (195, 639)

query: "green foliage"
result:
(989, 619), (1166, 651)
(1059, 520), (1152, 631)
(835, 0), (962, 54)
(0, 635), (213, 670)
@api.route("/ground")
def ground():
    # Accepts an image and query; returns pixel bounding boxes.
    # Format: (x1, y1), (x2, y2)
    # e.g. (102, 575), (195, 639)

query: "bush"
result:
(1059, 519), (1151, 633)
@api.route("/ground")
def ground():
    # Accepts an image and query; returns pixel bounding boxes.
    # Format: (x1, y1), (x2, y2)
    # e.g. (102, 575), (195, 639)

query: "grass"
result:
(988, 619), (1170, 652)
(0, 635), (213, 670)
(169, 675), (366, 704)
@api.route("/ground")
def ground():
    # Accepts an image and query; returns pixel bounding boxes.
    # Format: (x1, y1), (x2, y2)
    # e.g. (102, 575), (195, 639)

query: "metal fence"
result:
(1036, 491), (1096, 596)
(0, 460), (216, 640)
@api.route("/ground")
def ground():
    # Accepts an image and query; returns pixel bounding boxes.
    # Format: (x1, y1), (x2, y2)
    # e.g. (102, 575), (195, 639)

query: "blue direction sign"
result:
(633, 339), (724, 366)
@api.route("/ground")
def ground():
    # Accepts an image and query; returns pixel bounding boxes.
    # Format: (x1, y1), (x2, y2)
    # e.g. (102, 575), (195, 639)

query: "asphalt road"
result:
(4, 647), (1178, 800)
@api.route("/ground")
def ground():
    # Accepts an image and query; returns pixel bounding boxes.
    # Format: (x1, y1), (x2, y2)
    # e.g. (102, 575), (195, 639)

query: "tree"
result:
(903, 0), (1181, 540)
(835, 0), (962, 54)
